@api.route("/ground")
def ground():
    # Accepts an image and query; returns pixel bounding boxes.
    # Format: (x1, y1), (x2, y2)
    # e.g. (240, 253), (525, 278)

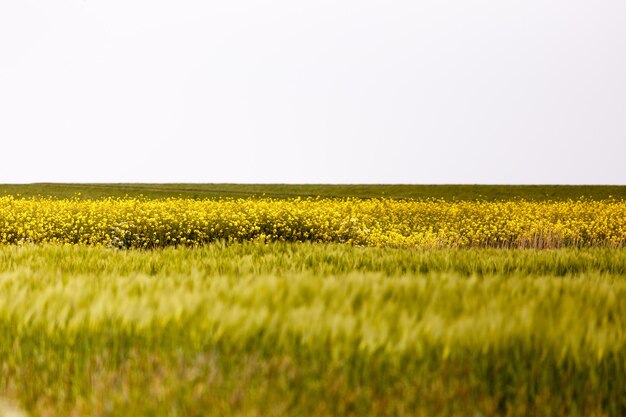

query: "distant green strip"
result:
(1, 183), (625, 200)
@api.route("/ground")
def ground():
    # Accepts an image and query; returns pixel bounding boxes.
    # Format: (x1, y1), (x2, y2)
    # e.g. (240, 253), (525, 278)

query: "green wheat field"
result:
(1, 184), (625, 417)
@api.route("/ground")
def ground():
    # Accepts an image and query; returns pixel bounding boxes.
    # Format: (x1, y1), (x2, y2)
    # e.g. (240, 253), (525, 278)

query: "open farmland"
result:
(0, 186), (625, 416)
(1, 183), (626, 201)
(1, 197), (625, 249)
(1, 244), (625, 417)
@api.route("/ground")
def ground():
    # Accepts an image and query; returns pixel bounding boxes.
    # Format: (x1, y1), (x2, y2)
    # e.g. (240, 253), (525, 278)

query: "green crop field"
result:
(1, 183), (625, 200)
(0, 184), (624, 416)
(0, 244), (625, 416)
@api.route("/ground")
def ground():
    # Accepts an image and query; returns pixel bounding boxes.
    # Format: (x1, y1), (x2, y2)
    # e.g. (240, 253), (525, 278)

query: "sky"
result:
(1, 1), (625, 184)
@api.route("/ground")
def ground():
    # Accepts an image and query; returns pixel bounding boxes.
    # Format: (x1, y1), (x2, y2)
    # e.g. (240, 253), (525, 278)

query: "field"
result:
(1, 196), (625, 249)
(2, 183), (626, 200)
(0, 185), (625, 416)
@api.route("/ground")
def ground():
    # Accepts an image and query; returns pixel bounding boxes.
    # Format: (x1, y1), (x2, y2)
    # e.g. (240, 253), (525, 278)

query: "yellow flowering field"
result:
(0, 196), (624, 248)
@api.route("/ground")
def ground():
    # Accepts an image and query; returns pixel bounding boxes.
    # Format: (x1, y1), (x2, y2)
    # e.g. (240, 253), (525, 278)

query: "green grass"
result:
(1, 243), (625, 416)
(2, 243), (625, 276)
(1, 183), (625, 200)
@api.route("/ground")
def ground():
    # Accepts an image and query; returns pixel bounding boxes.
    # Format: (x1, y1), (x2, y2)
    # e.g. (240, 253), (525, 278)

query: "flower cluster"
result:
(0, 196), (624, 248)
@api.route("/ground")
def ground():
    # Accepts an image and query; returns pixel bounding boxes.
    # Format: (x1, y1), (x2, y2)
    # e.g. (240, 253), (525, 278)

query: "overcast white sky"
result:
(1, 1), (625, 184)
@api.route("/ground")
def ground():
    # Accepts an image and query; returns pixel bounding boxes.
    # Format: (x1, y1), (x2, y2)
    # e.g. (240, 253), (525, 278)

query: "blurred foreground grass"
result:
(1, 243), (625, 416)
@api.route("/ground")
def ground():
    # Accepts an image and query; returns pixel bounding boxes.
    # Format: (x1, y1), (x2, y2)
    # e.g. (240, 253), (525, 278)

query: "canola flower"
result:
(0, 196), (624, 249)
